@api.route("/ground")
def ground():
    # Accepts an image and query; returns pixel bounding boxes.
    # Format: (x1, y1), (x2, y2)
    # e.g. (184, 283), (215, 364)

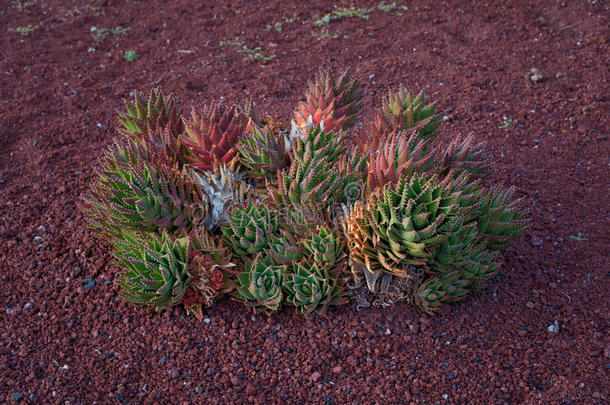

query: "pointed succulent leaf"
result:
(365, 130), (436, 192)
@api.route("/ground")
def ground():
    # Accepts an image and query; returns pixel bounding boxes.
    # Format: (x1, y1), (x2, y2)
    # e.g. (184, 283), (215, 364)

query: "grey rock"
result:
(531, 236), (543, 247)
(82, 278), (96, 289)
(10, 392), (23, 403)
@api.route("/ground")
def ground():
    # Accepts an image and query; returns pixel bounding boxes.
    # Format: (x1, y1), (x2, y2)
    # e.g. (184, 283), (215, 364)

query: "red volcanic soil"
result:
(1, 1), (608, 403)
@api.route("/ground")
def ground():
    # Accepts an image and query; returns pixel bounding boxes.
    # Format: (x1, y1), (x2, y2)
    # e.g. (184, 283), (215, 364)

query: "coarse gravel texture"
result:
(1, 0), (608, 403)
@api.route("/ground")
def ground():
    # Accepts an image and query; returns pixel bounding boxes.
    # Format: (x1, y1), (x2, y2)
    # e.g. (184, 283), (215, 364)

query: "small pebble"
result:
(526, 67), (544, 83)
(10, 392), (23, 403)
(311, 371), (321, 382)
(332, 366), (343, 374)
(82, 278), (96, 289)
(548, 320), (559, 333)
(531, 236), (543, 247)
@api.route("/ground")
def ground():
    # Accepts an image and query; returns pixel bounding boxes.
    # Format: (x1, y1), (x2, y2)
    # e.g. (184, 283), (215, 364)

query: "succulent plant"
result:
(236, 254), (286, 314)
(182, 103), (247, 170)
(240, 99), (264, 130)
(273, 127), (356, 209)
(118, 88), (184, 140)
(85, 144), (209, 240)
(238, 125), (290, 178)
(188, 165), (249, 229)
(414, 273), (471, 313)
(354, 88), (439, 154)
(476, 187), (527, 250)
(283, 261), (345, 315)
(344, 174), (461, 295)
(222, 201), (279, 258)
(375, 87), (440, 139)
(302, 225), (345, 267)
(365, 130), (435, 192)
(291, 68), (363, 139)
(268, 236), (304, 266)
(436, 133), (489, 180)
(182, 227), (236, 319)
(113, 231), (192, 309)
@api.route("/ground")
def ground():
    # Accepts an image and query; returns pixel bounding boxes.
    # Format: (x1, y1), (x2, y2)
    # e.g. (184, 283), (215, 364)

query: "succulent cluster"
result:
(84, 69), (525, 319)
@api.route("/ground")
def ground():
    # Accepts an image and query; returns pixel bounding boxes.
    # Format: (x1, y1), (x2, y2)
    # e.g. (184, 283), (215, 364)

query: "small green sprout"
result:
(11, 1), (38, 11)
(85, 5), (102, 14)
(315, 15), (331, 26)
(569, 233), (587, 241)
(9, 24), (39, 36)
(220, 38), (274, 61)
(124, 50), (138, 62)
(311, 29), (339, 40)
(265, 22), (283, 32)
(283, 13), (299, 23)
(498, 118), (513, 129)
(314, 6), (373, 26)
(90, 26), (131, 40)
(378, 2), (397, 12)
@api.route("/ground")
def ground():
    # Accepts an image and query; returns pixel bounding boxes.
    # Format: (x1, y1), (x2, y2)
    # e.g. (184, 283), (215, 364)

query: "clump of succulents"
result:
(83, 68), (525, 319)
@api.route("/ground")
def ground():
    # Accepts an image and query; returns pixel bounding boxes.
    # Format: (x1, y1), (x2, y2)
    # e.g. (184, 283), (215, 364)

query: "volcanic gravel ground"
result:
(0, 0), (608, 403)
